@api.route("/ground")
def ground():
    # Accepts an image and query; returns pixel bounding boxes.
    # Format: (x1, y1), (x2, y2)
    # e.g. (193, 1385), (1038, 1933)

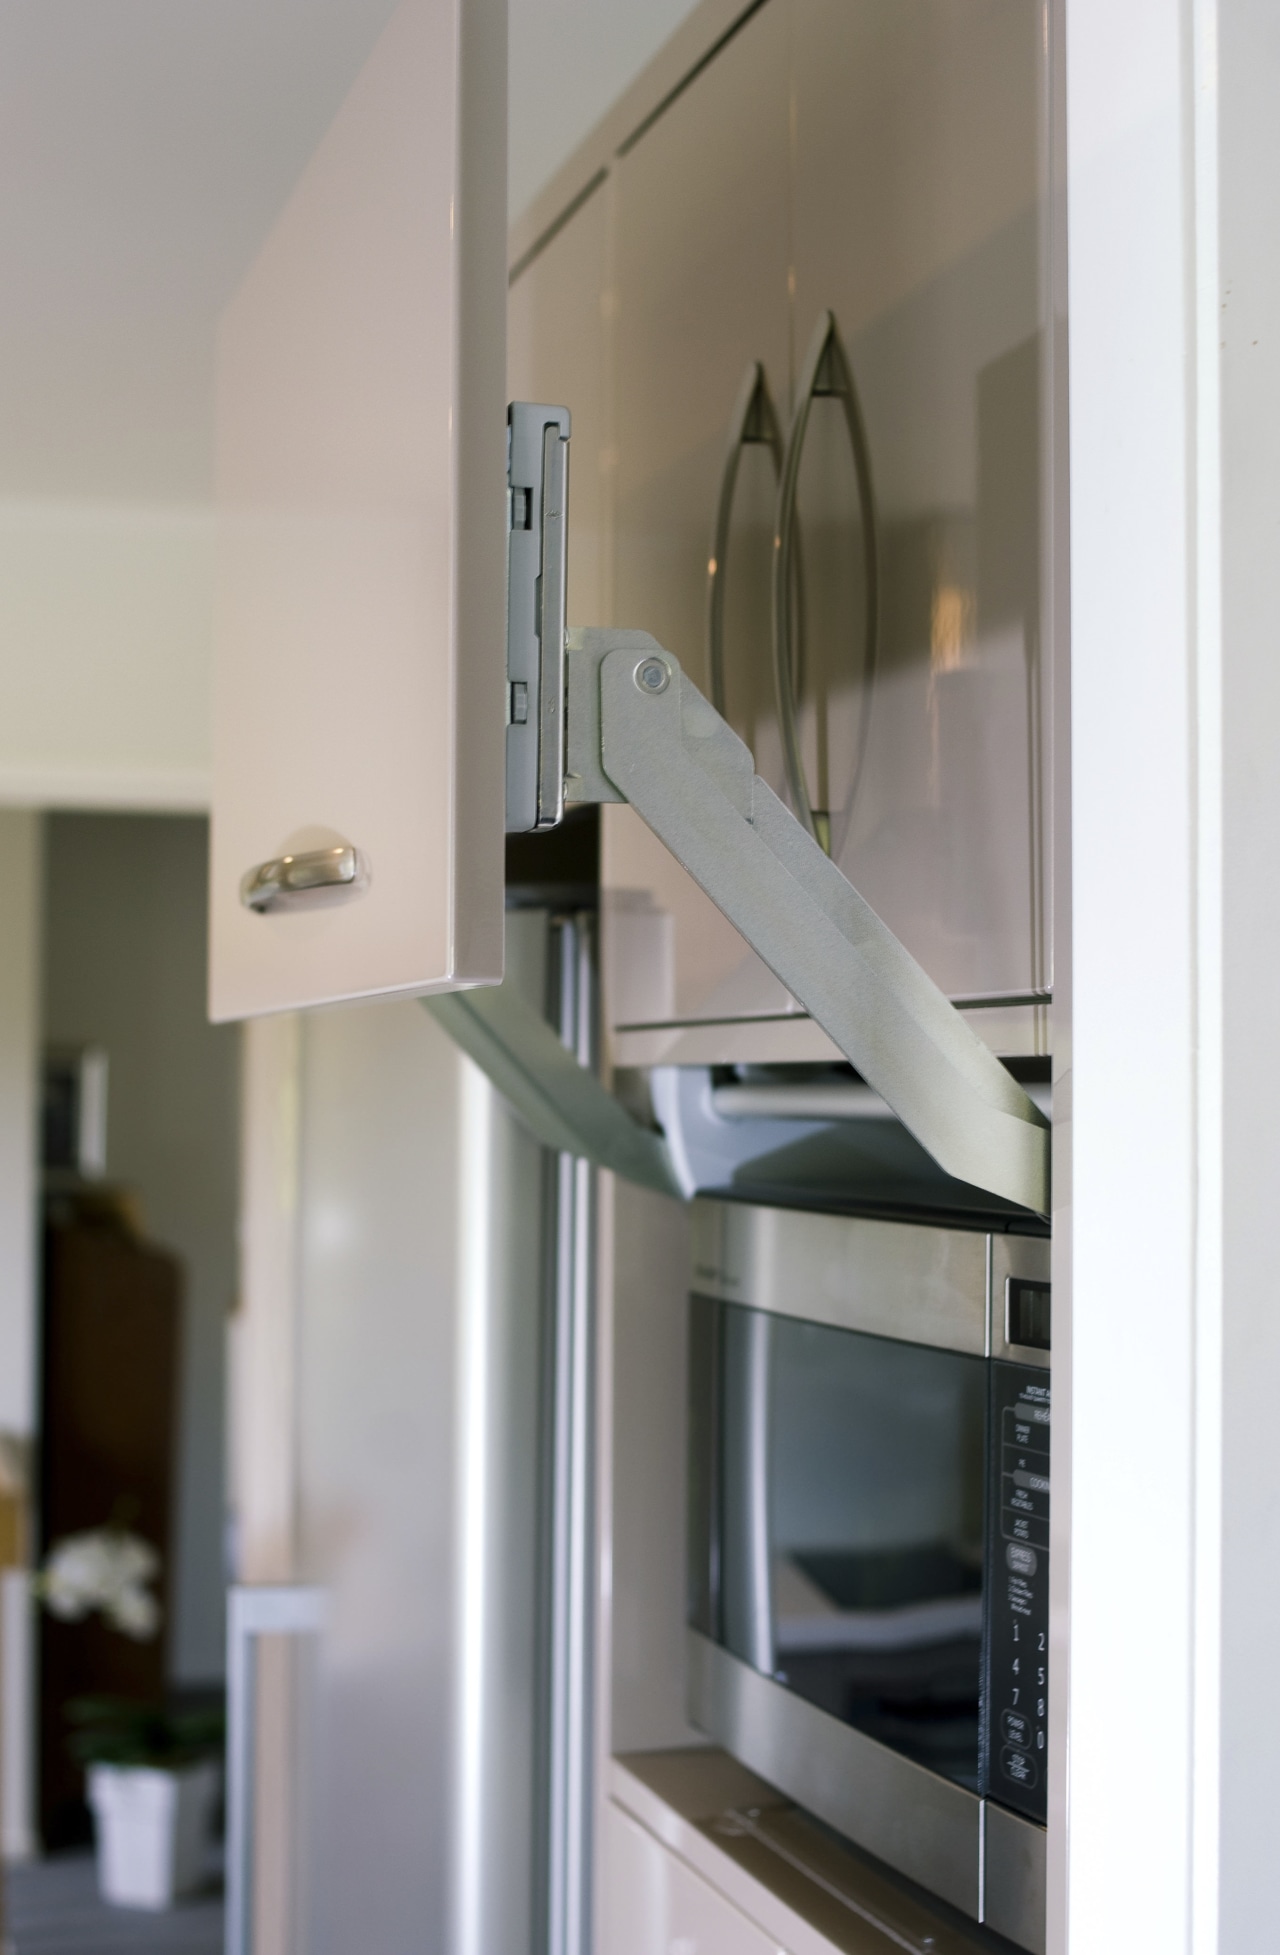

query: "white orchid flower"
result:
(38, 1528), (162, 1641)
(107, 1583), (162, 1640)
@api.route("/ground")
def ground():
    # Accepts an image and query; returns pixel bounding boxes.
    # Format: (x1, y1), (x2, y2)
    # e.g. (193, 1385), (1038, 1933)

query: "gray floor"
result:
(5, 1854), (223, 1955)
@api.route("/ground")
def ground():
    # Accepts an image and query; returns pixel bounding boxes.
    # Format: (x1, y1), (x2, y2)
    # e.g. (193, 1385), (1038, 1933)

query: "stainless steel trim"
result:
(773, 312), (879, 848)
(226, 1585), (325, 1955)
(983, 1801), (1047, 1954)
(711, 1079), (899, 1122)
(948, 988), (1052, 1011)
(707, 362), (782, 719)
(991, 1234), (1052, 1370)
(985, 1232), (995, 1359)
(721, 1308), (774, 1676)
(691, 1199), (988, 1355)
(710, 1078), (1051, 1125)
(613, 988), (1051, 1031)
(240, 845), (365, 914)
(687, 1629), (981, 1919)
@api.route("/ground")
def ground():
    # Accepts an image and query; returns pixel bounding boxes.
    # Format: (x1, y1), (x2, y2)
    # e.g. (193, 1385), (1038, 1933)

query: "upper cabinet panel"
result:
(606, 0), (795, 1037)
(209, 0), (506, 1022)
(508, 182), (610, 635)
(594, 0), (1051, 1063)
(791, 0), (1050, 1004)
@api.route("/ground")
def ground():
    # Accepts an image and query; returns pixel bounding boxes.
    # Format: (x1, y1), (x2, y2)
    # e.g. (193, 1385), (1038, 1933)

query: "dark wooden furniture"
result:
(38, 1198), (181, 1848)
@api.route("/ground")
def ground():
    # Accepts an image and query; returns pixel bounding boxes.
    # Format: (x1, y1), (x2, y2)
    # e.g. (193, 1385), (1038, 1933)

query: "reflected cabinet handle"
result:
(773, 310), (880, 848)
(240, 844), (367, 913)
(706, 362), (783, 719)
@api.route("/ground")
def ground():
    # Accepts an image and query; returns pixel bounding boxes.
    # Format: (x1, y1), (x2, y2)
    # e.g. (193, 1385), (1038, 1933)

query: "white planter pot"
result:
(87, 1760), (218, 1909)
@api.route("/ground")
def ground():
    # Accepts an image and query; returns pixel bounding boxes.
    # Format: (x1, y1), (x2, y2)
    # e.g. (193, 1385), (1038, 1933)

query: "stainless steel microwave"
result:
(687, 1200), (1051, 1954)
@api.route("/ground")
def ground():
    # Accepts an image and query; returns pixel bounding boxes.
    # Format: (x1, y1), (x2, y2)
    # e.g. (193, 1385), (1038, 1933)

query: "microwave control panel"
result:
(983, 1360), (1050, 1824)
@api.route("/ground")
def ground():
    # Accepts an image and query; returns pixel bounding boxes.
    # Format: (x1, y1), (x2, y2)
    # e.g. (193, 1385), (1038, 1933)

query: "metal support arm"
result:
(426, 981), (681, 1197)
(564, 629), (1048, 1217)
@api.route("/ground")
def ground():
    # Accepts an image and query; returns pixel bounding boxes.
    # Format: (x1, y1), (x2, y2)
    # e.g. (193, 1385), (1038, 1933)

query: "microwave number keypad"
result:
(984, 1361), (1050, 1823)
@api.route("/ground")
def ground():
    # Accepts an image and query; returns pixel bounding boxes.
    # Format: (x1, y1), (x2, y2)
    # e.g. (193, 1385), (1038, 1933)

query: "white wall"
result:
(42, 813), (239, 1685)
(1064, 0), (1280, 1949)
(0, 505), (213, 812)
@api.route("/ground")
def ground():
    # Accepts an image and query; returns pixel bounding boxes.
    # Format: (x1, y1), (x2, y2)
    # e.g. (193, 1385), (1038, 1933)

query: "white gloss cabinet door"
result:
(603, 0), (794, 1046)
(791, 0), (1050, 1008)
(209, 0), (506, 1022)
(602, 1804), (788, 1955)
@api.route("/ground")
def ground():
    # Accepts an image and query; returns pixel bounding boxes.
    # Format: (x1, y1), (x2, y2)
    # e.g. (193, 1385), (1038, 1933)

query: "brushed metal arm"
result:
(707, 362), (782, 719)
(424, 981), (681, 1198)
(773, 311), (880, 848)
(564, 629), (1048, 1215)
(240, 845), (366, 913)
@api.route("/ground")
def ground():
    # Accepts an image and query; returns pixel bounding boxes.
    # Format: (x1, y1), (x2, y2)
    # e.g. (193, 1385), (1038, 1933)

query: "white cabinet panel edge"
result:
(604, 1798), (789, 1955)
(210, 0), (506, 1021)
(610, 1760), (843, 1955)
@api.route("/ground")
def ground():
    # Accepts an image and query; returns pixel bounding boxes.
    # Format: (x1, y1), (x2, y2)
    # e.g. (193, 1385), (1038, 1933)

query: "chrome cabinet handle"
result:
(772, 310), (880, 848)
(706, 362), (782, 718)
(240, 844), (367, 913)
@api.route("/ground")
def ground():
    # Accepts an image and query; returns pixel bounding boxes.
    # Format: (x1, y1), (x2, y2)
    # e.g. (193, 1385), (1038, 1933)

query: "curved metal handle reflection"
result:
(706, 362), (783, 719)
(240, 843), (367, 913)
(772, 310), (880, 849)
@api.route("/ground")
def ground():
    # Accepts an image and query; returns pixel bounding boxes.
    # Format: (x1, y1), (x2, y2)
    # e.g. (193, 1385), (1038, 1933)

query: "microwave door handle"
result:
(722, 1310), (775, 1677)
(707, 362), (783, 720)
(773, 310), (880, 850)
(741, 1309), (775, 1677)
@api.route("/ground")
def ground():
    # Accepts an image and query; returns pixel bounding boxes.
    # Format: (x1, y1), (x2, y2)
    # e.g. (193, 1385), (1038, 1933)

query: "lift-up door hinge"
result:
(562, 631), (1048, 1216)
(495, 404), (1048, 1218)
(506, 402), (570, 834)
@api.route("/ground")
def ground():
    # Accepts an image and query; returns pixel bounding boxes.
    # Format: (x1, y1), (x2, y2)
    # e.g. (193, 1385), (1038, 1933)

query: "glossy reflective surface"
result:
(561, 0), (1054, 1063)
(691, 1296), (987, 1791)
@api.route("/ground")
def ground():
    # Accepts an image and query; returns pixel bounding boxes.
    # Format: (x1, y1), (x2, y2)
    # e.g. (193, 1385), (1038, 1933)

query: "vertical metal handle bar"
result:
(721, 1307), (775, 1678)
(772, 310), (880, 847)
(226, 1586), (325, 1955)
(707, 363), (783, 718)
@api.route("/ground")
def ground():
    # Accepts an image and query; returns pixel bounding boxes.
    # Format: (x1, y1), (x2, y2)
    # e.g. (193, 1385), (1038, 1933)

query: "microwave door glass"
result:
(702, 1300), (988, 1794)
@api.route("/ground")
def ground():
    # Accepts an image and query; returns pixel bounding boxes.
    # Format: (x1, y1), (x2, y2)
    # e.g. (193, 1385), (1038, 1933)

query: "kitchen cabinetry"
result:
(594, 0), (1052, 1065)
(602, 1802), (786, 1955)
(603, 0), (793, 1040)
(508, 182), (610, 635)
(790, 0), (1049, 1008)
(208, 0), (506, 1023)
